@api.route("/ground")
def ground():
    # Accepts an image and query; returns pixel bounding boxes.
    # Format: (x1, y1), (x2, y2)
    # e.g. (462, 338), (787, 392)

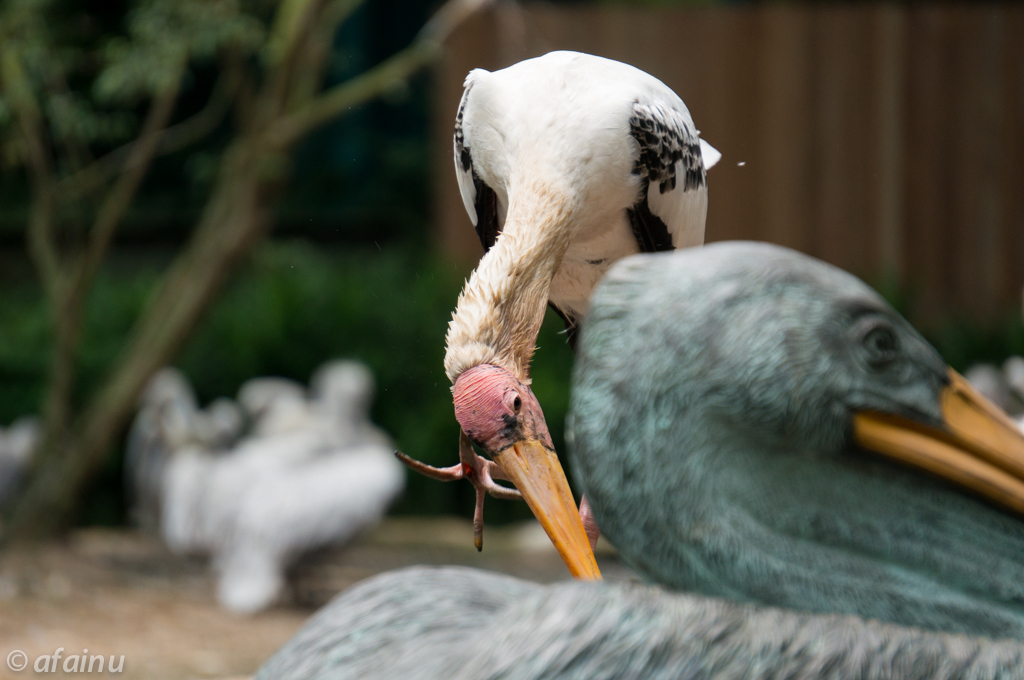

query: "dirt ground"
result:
(0, 518), (630, 680)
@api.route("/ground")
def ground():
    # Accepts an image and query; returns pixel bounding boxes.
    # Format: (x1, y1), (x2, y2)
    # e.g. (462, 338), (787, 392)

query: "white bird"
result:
(128, 362), (405, 614)
(0, 417), (40, 509)
(236, 362), (391, 447)
(401, 51), (720, 570)
(308, 360), (392, 448)
(1005, 356), (1024, 404)
(237, 376), (309, 437)
(125, 369), (243, 532)
(966, 356), (1024, 431)
(965, 364), (1014, 411)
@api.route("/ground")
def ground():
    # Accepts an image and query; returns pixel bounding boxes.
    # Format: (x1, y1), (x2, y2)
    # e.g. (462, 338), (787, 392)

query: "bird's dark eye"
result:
(862, 325), (899, 367)
(513, 395), (522, 413)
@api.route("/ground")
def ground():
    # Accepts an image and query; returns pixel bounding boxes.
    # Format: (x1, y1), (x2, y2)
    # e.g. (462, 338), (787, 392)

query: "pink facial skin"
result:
(453, 364), (555, 453)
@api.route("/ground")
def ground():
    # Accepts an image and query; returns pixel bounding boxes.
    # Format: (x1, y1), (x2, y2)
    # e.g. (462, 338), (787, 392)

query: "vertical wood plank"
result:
(875, 5), (906, 280)
(757, 5), (815, 252)
(1002, 7), (1024, 315)
(949, 6), (1004, 320)
(902, 7), (951, 321)
(698, 8), (762, 243)
(812, 6), (879, 278)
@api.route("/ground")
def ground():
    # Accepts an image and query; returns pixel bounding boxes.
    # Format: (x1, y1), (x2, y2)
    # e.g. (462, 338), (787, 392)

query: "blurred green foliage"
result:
(0, 0), (266, 169)
(0, 243), (1022, 526)
(0, 241), (578, 526)
(2, 238), (1022, 526)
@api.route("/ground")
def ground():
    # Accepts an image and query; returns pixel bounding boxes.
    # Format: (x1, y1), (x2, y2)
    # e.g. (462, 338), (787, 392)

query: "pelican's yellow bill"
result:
(854, 368), (1024, 515)
(493, 440), (602, 580)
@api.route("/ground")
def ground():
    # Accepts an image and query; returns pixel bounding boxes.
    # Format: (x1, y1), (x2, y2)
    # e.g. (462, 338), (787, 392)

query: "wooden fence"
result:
(431, 3), (1024, 325)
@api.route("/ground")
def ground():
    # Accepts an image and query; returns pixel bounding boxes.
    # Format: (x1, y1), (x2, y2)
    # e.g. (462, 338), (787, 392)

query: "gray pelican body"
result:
(257, 243), (1024, 679)
(573, 242), (1024, 638)
(257, 566), (1024, 680)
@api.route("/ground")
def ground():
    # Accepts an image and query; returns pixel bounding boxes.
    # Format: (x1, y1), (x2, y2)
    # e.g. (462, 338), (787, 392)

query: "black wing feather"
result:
(455, 85), (500, 253)
(627, 102), (705, 254)
(627, 177), (674, 253)
(472, 174), (499, 252)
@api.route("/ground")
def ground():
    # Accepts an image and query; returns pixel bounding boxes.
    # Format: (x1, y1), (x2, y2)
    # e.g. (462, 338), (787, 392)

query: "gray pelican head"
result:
(570, 242), (1024, 638)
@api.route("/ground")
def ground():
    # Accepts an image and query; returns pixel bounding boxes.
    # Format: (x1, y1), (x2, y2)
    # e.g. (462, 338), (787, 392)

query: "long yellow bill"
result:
(854, 368), (1024, 515)
(493, 440), (602, 580)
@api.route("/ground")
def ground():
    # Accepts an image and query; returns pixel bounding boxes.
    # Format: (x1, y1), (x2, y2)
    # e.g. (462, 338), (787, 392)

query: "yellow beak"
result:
(854, 368), (1024, 514)
(493, 439), (602, 580)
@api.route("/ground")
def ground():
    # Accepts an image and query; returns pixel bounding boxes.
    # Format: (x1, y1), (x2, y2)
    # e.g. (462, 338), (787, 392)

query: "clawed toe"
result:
(395, 430), (522, 551)
(394, 450), (467, 482)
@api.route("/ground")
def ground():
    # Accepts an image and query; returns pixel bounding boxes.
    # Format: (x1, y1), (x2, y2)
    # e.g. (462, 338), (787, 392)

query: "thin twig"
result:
(320, 0), (366, 39)
(259, 0), (329, 125)
(79, 57), (187, 291)
(266, 0), (491, 148)
(42, 60), (95, 173)
(286, 0), (366, 109)
(267, 41), (435, 147)
(416, 0), (491, 46)
(0, 47), (60, 297)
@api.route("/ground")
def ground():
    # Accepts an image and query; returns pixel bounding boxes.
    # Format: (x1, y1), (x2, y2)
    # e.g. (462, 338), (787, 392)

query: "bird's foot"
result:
(395, 430), (522, 551)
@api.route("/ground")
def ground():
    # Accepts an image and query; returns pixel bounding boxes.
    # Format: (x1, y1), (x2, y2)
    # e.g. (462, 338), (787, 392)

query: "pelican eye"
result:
(862, 325), (899, 367)
(513, 395), (522, 413)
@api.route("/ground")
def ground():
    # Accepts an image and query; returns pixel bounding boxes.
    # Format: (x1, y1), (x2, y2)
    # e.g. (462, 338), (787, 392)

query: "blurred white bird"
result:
(0, 417), (40, 509)
(128, 361), (405, 614)
(125, 368), (243, 532)
(237, 376), (309, 437)
(236, 362), (390, 447)
(1005, 356), (1024, 402)
(965, 356), (1024, 431)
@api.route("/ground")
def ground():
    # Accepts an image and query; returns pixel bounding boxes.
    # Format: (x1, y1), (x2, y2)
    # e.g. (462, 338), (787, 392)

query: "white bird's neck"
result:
(444, 180), (576, 384)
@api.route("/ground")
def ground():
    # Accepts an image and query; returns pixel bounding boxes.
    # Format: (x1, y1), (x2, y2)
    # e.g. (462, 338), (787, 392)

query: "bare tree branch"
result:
(260, 0), (329, 126)
(321, 0), (365, 31)
(78, 57), (187, 294)
(267, 0), (489, 148)
(268, 41), (434, 147)
(42, 62), (95, 173)
(0, 47), (60, 298)
(286, 0), (365, 110)
(415, 0), (491, 46)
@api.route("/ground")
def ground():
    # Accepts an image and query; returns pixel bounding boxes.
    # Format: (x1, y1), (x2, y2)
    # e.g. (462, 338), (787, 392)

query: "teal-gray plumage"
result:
(258, 566), (1024, 680)
(256, 242), (1024, 679)
(571, 241), (1024, 638)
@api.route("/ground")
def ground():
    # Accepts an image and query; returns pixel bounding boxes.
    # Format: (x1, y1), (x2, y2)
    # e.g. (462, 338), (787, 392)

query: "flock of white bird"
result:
(125, 360), (404, 613)
(0, 362), (405, 614)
